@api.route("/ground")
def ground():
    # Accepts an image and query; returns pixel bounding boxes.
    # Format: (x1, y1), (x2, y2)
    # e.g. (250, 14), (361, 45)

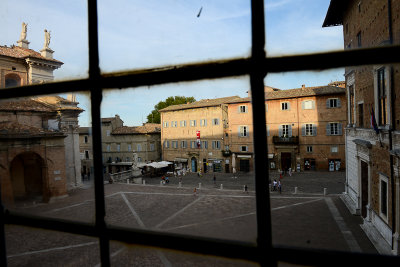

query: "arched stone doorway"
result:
(5, 73), (22, 88)
(10, 153), (45, 202)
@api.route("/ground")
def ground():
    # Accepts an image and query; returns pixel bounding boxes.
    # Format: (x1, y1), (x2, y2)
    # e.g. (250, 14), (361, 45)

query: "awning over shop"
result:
(174, 158), (188, 163)
(145, 161), (173, 169)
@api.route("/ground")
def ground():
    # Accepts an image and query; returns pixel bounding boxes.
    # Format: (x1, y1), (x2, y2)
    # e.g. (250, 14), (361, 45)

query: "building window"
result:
(358, 103), (364, 127)
(239, 126), (248, 137)
(267, 125), (270, 137)
(128, 144), (132, 151)
(212, 118), (219, 125)
(163, 141), (169, 148)
(171, 121), (177, 127)
(150, 143), (155, 151)
(84, 135), (88, 143)
(239, 105), (248, 113)
(201, 140), (208, 149)
(190, 120), (196, 127)
(377, 68), (387, 125)
(106, 144), (110, 152)
(163, 121), (169, 128)
(137, 144), (142, 151)
(279, 124), (292, 137)
(380, 174), (388, 220)
(106, 130), (110, 136)
(327, 98), (340, 108)
(172, 141), (178, 148)
(180, 120), (186, 127)
(126, 157), (130, 162)
(331, 146), (338, 153)
(357, 31), (361, 47)
(137, 157), (142, 162)
(303, 124), (316, 136)
(326, 122), (342, 135)
(117, 144), (120, 152)
(241, 146), (248, 152)
(212, 141), (221, 149)
(302, 100), (315, 110)
(190, 141), (196, 148)
(85, 151), (89, 159)
(181, 141), (187, 149)
(281, 102), (290, 110)
(200, 119), (207, 126)
(306, 146), (313, 153)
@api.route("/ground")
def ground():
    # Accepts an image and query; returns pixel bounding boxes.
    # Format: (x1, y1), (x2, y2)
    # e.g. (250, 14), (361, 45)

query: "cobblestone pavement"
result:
(5, 171), (377, 267)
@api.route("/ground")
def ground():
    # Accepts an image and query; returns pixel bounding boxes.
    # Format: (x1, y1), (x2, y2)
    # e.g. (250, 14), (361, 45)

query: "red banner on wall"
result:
(196, 131), (201, 148)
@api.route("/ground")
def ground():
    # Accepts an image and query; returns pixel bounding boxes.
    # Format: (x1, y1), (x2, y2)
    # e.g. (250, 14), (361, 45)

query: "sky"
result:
(0, 0), (344, 126)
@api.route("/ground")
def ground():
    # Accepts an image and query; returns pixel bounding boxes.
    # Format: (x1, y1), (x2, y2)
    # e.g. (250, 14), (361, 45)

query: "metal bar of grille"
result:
(87, 0), (110, 266)
(1, 44), (400, 100)
(1, 0), (400, 265)
(250, 0), (275, 266)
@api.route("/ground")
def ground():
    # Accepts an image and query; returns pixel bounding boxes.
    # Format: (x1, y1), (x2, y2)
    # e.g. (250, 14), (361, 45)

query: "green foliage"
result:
(146, 96), (196, 123)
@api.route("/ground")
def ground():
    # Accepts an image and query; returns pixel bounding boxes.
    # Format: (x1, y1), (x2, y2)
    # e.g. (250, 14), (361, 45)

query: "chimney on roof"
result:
(17, 22), (30, 49)
(302, 84), (305, 89)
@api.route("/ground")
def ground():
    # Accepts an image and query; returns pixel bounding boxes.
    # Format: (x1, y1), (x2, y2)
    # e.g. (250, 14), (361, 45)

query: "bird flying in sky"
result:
(197, 6), (203, 17)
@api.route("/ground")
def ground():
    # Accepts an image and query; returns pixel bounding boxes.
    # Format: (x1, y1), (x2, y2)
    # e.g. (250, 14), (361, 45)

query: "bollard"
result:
(294, 187), (298, 194)
(178, 182), (182, 188)
(127, 179), (130, 184)
(143, 180), (146, 185)
(198, 183), (202, 189)
(220, 184), (223, 190)
(324, 188), (327, 196)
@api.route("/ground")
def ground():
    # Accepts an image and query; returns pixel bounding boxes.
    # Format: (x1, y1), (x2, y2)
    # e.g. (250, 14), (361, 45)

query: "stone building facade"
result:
(0, 24), (83, 204)
(227, 83), (347, 173)
(324, 0), (400, 255)
(79, 127), (94, 180)
(101, 115), (161, 173)
(0, 99), (68, 204)
(160, 96), (239, 173)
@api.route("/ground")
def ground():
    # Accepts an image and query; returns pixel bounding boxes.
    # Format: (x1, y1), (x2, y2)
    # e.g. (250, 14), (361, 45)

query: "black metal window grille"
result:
(1, 0), (400, 266)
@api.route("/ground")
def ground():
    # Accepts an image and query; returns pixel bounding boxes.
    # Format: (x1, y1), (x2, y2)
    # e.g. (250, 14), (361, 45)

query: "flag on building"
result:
(370, 108), (380, 134)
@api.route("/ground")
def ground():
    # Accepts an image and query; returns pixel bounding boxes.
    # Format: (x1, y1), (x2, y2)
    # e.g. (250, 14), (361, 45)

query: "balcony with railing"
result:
(272, 136), (299, 144)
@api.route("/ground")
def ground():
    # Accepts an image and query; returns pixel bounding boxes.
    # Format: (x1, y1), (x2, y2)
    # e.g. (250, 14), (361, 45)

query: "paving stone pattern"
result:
(5, 171), (377, 267)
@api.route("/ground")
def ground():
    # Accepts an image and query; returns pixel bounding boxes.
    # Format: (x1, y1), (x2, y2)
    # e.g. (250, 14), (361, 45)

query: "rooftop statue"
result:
(44, 29), (51, 49)
(20, 22), (27, 40)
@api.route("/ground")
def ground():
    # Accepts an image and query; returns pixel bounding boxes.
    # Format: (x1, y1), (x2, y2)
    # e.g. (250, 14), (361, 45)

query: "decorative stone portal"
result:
(10, 152), (46, 203)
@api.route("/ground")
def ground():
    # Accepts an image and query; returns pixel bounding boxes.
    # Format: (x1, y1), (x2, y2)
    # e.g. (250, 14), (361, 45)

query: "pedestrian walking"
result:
(278, 180), (282, 194)
(288, 168), (292, 177)
(193, 187), (197, 196)
(244, 184), (248, 193)
(279, 172), (283, 180)
(213, 174), (216, 184)
(272, 179), (277, 191)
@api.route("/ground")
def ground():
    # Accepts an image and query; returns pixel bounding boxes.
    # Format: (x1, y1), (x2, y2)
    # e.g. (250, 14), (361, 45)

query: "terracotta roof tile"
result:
(0, 121), (64, 137)
(265, 85), (345, 100)
(0, 98), (55, 112)
(112, 123), (161, 135)
(226, 85), (345, 104)
(0, 45), (63, 64)
(159, 96), (241, 112)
